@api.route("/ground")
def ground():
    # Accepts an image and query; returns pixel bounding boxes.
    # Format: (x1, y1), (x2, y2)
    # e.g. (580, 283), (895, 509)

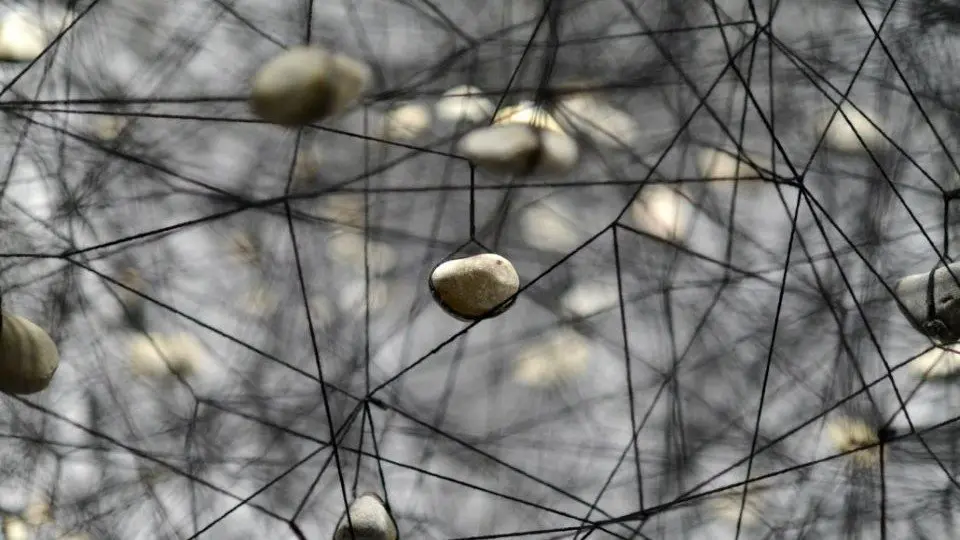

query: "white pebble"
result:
(333, 493), (397, 540)
(560, 281), (619, 317)
(520, 204), (579, 252)
(697, 148), (766, 185)
(250, 46), (371, 127)
(90, 115), (129, 141)
(630, 187), (690, 242)
(430, 253), (519, 321)
(494, 101), (564, 133)
(0, 11), (47, 62)
(825, 416), (881, 468)
(555, 94), (639, 148)
(816, 103), (885, 154)
(513, 329), (589, 387)
(380, 103), (431, 141)
(458, 123), (579, 176)
(317, 194), (366, 229)
(241, 288), (278, 316)
(128, 333), (208, 379)
(435, 85), (493, 123)
(909, 344), (960, 380)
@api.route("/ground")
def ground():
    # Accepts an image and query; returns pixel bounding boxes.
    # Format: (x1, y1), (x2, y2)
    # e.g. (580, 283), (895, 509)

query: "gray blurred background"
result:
(0, 0), (958, 538)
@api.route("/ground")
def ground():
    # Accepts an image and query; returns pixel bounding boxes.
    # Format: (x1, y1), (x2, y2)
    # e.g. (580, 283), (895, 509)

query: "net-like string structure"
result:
(0, 0), (958, 539)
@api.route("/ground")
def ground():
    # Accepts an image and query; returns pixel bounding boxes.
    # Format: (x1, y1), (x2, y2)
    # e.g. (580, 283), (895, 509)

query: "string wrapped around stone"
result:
(0, 313), (59, 395)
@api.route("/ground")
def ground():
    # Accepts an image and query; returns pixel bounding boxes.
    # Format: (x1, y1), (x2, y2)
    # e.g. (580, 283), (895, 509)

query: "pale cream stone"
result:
(630, 187), (690, 242)
(556, 94), (639, 148)
(22, 496), (52, 526)
(327, 231), (398, 275)
(815, 103), (885, 154)
(909, 344), (960, 380)
(494, 101), (564, 133)
(697, 148), (767, 185)
(3, 517), (29, 540)
(457, 123), (578, 176)
(380, 103), (431, 141)
(826, 416), (881, 469)
(435, 85), (493, 123)
(128, 333), (207, 378)
(0, 11), (47, 63)
(520, 204), (579, 252)
(560, 281), (619, 317)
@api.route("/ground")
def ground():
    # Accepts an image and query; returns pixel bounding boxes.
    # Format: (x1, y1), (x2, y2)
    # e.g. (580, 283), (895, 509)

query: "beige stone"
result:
(333, 493), (396, 540)
(430, 253), (519, 320)
(250, 46), (370, 127)
(457, 124), (578, 176)
(0, 314), (59, 395)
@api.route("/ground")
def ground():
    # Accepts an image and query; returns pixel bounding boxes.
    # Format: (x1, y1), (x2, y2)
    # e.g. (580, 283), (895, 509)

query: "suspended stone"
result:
(0, 8), (74, 63)
(825, 416), (882, 469)
(128, 332), (207, 379)
(909, 344), (960, 380)
(429, 253), (519, 321)
(435, 85), (493, 124)
(0, 314), (59, 395)
(815, 103), (885, 154)
(250, 46), (371, 127)
(457, 123), (578, 176)
(895, 263), (960, 343)
(630, 186), (690, 242)
(493, 101), (565, 133)
(696, 147), (767, 186)
(0, 11), (47, 62)
(555, 93), (639, 148)
(333, 493), (397, 540)
(513, 329), (590, 387)
(21, 496), (52, 526)
(380, 102), (431, 141)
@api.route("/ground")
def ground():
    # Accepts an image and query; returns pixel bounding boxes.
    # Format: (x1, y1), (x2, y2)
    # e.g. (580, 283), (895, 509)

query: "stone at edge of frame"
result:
(0, 11), (47, 63)
(0, 314), (60, 395)
(333, 493), (397, 540)
(250, 46), (371, 127)
(430, 253), (520, 320)
(895, 262), (960, 342)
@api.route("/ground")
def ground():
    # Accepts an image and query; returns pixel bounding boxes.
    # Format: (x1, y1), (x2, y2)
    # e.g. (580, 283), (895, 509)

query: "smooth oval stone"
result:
(0, 314), (59, 395)
(435, 85), (493, 123)
(457, 124), (579, 176)
(250, 46), (370, 127)
(430, 253), (519, 320)
(333, 493), (396, 540)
